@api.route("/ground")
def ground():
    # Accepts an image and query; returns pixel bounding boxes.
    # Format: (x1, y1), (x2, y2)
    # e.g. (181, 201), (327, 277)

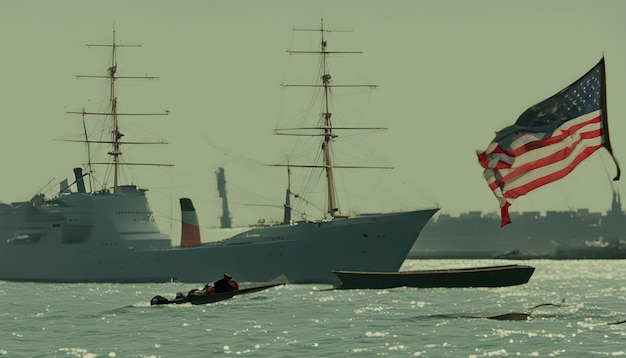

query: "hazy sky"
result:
(2, 0), (626, 236)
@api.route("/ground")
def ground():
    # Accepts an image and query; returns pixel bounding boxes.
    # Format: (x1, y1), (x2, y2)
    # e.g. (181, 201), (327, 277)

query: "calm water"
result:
(1, 259), (625, 357)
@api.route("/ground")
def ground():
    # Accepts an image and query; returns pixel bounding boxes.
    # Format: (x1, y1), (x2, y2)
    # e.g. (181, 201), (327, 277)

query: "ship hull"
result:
(0, 196), (437, 283)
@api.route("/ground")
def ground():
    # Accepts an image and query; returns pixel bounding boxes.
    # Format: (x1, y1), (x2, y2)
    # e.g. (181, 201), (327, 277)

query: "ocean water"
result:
(1, 259), (625, 357)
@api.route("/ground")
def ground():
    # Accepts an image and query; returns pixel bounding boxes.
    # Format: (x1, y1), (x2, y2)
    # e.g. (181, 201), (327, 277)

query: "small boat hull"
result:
(331, 264), (535, 289)
(150, 281), (285, 305)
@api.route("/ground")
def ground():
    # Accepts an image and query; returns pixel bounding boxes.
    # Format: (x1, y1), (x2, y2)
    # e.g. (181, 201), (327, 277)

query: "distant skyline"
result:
(1, 0), (626, 237)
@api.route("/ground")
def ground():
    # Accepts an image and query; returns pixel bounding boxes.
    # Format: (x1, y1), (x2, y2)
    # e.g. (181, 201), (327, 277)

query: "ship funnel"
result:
(180, 198), (202, 248)
(73, 168), (86, 194)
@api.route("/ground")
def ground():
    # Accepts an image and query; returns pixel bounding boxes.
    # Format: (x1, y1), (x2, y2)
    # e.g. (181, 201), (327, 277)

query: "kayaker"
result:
(214, 273), (238, 293)
(202, 283), (215, 295)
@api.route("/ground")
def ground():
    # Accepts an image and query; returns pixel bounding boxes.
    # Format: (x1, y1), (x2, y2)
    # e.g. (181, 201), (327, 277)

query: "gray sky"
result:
(2, 0), (626, 235)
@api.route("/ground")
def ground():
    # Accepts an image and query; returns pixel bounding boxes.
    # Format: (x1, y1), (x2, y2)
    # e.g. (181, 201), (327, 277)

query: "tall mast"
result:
(109, 29), (121, 193)
(276, 19), (384, 219)
(67, 29), (171, 194)
(319, 20), (340, 217)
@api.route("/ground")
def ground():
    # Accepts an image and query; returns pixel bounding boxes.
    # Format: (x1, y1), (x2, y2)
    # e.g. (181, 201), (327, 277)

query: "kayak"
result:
(150, 281), (285, 305)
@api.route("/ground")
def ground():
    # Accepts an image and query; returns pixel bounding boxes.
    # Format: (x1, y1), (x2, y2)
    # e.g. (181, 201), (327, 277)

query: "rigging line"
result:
(552, 180), (573, 213)
(280, 26), (310, 129)
(188, 127), (266, 167)
(599, 149), (619, 189)
(296, 163), (327, 216)
(284, 102), (321, 159)
(226, 179), (281, 209)
(33, 177), (56, 198)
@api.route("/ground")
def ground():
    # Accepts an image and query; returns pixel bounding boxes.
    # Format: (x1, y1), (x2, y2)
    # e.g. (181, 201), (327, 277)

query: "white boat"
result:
(0, 24), (437, 284)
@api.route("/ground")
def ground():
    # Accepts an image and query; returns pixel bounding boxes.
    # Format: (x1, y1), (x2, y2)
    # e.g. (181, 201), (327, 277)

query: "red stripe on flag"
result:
(500, 129), (603, 183)
(477, 145), (514, 170)
(500, 201), (512, 227)
(510, 116), (601, 156)
(488, 180), (499, 191)
(503, 144), (602, 199)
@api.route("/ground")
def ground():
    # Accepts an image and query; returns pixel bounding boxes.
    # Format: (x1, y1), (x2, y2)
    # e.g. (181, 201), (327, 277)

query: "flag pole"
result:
(599, 57), (621, 180)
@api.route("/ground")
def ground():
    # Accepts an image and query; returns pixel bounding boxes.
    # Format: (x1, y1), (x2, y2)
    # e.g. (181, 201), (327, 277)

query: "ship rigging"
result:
(65, 29), (171, 195)
(274, 19), (389, 220)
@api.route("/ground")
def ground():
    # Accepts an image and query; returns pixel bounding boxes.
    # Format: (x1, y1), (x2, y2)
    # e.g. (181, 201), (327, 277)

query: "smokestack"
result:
(73, 168), (86, 194)
(180, 198), (202, 248)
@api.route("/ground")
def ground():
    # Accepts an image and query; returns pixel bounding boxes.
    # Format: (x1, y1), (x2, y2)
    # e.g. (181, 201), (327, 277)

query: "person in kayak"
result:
(201, 283), (215, 295)
(213, 273), (238, 293)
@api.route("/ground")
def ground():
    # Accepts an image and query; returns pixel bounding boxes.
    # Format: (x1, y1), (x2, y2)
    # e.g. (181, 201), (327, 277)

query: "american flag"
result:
(477, 58), (620, 227)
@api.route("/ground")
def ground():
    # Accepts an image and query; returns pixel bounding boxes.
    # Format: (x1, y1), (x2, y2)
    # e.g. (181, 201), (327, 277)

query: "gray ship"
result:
(409, 189), (626, 259)
(0, 26), (437, 283)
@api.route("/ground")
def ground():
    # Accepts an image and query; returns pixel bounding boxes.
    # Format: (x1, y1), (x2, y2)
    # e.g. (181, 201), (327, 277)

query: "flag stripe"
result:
(504, 145), (602, 199)
(499, 119), (603, 182)
(501, 132), (602, 184)
(483, 136), (601, 195)
(479, 112), (602, 171)
(509, 112), (601, 156)
(503, 137), (602, 193)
